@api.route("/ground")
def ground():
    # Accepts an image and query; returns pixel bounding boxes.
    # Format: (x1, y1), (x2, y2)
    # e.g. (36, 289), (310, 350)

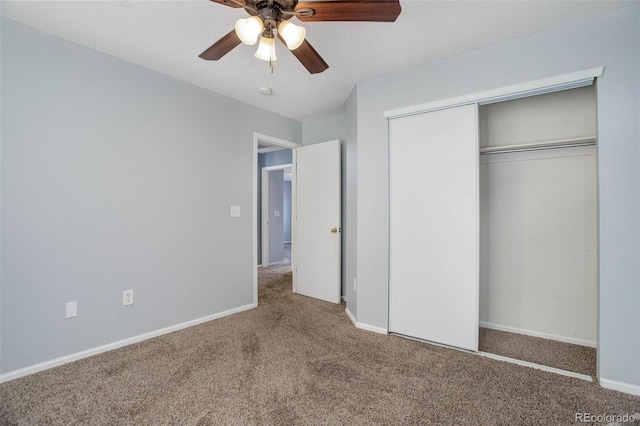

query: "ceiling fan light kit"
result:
(200, 0), (401, 74)
(255, 33), (277, 61)
(234, 16), (264, 45)
(278, 20), (306, 50)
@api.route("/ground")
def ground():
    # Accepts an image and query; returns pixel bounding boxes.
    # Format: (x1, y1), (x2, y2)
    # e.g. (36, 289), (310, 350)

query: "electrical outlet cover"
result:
(123, 290), (133, 306)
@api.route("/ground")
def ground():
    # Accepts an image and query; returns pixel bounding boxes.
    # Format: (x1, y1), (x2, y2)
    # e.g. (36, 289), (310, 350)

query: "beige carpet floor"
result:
(1, 262), (639, 425)
(479, 327), (597, 378)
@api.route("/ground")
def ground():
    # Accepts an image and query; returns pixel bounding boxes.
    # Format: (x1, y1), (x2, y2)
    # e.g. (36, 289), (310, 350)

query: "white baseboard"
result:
(357, 322), (388, 335)
(344, 308), (388, 335)
(479, 321), (596, 348)
(0, 303), (256, 384)
(599, 378), (640, 396)
(345, 307), (357, 327)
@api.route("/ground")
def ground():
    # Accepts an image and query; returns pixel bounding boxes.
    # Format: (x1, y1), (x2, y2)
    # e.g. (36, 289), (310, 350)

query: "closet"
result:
(388, 75), (598, 375)
(479, 86), (597, 342)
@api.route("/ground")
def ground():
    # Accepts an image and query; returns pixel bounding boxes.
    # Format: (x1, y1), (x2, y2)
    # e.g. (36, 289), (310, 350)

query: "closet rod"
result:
(480, 137), (596, 155)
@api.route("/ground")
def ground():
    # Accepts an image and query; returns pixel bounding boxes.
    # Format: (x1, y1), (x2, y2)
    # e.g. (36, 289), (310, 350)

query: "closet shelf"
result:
(480, 136), (596, 155)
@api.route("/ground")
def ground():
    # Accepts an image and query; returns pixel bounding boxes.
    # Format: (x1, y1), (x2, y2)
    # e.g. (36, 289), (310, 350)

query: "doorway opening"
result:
(253, 134), (343, 307)
(253, 133), (300, 306)
(259, 163), (293, 305)
(261, 164), (293, 268)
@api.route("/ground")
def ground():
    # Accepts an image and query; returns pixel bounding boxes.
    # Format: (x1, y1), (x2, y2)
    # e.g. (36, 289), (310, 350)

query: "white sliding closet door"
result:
(389, 104), (479, 351)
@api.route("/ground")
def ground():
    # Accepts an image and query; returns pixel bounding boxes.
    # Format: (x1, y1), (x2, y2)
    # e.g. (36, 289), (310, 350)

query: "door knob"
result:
(331, 227), (341, 233)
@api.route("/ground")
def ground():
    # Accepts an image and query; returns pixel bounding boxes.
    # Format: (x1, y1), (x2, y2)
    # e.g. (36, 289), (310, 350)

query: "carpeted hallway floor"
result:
(1, 258), (638, 425)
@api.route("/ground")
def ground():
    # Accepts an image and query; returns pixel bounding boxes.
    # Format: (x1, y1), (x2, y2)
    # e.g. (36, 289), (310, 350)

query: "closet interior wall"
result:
(478, 86), (598, 347)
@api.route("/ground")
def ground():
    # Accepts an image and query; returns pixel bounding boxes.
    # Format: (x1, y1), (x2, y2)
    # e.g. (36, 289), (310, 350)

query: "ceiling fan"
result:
(199, 0), (401, 74)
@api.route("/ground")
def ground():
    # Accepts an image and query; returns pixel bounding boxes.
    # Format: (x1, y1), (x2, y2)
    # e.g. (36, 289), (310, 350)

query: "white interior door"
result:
(295, 140), (341, 304)
(389, 104), (479, 351)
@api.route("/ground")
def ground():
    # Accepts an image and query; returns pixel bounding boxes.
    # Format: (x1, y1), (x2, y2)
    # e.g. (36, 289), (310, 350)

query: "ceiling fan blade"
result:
(199, 30), (242, 60)
(278, 35), (329, 74)
(208, 0), (245, 8)
(295, 0), (401, 22)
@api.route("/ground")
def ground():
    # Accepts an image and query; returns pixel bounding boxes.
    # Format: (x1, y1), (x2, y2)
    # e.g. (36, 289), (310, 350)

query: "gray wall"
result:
(259, 150), (293, 167)
(351, 4), (639, 388)
(266, 169), (284, 264)
(302, 114), (347, 146)
(302, 114), (348, 297)
(0, 19), (301, 373)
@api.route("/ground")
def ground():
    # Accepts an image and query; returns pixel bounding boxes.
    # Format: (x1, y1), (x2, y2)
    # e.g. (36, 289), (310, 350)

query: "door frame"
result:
(253, 133), (301, 306)
(261, 164), (292, 268)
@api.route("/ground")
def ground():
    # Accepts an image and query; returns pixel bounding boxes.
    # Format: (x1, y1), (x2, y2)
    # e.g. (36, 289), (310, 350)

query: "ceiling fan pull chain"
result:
(270, 38), (275, 73)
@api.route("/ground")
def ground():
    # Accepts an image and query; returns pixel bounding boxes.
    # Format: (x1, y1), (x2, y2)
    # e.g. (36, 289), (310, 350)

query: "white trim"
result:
(345, 307), (357, 327)
(253, 137), (259, 305)
(261, 167), (269, 268)
(480, 321), (597, 348)
(291, 149), (298, 294)
(599, 378), (640, 396)
(345, 308), (389, 335)
(0, 303), (255, 383)
(384, 67), (604, 119)
(474, 105), (480, 352)
(254, 133), (302, 150)
(476, 351), (593, 382)
(357, 322), (388, 335)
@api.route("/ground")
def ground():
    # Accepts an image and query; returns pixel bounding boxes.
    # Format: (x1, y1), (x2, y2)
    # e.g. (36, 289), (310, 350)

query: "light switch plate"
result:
(274, 210), (280, 217)
(66, 301), (78, 318)
(230, 206), (241, 218)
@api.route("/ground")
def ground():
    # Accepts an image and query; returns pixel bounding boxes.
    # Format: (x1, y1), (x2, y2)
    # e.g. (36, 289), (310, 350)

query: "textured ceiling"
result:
(1, 0), (634, 122)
